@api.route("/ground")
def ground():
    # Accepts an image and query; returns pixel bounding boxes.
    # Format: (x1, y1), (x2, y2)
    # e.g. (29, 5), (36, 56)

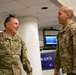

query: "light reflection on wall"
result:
(0, 31), (2, 32)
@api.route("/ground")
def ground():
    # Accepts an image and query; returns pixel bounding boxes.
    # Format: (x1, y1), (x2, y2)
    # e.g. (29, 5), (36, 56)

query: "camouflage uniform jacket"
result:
(0, 31), (32, 75)
(54, 20), (76, 74)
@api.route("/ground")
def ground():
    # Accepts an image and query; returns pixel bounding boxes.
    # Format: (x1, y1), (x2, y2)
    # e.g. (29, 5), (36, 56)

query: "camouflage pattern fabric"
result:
(54, 20), (76, 74)
(0, 31), (32, 75)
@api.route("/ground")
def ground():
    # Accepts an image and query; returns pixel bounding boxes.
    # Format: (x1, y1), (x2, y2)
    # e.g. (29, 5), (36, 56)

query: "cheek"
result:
(59, 15), (65, 20)
(62, 16), (66, 20)
(12, 25), (16, 29)
(10, 26), (15, 31)
(58, 15), (62, 19)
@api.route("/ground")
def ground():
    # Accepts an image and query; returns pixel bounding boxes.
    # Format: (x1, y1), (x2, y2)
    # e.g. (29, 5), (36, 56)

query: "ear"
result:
(66, 13), (70, 19)
(6, 22), (10, 28)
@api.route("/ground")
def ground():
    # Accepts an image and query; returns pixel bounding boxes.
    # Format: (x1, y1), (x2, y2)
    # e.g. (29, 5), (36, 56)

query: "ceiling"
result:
(0, 0), (76, 31)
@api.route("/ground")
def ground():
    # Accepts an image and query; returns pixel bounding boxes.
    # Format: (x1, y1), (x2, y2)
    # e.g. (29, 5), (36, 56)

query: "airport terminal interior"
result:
(0, 0), (76, 75)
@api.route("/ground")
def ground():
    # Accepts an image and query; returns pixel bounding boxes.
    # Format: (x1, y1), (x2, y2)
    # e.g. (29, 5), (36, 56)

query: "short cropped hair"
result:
(4, 14), (16, 28)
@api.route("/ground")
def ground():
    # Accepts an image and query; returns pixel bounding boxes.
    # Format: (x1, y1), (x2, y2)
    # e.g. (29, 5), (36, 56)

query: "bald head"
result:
(59, 6), (73, 19)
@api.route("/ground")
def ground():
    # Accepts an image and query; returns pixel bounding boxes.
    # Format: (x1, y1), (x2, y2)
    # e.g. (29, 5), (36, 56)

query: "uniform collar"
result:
(2, 30), (18, 40)
(59, 20), (74, 33)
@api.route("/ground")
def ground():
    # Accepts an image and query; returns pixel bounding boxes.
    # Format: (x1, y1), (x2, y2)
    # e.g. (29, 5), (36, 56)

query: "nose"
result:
(57, 15), (60, 20)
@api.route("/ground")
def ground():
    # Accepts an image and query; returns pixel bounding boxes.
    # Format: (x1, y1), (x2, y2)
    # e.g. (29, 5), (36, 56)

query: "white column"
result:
(18, 17), (42, 75)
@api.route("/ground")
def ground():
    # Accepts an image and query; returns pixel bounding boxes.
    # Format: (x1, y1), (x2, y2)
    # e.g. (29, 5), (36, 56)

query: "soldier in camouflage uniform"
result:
(54, 6), (76, 75)
(0, 15), (32, 75)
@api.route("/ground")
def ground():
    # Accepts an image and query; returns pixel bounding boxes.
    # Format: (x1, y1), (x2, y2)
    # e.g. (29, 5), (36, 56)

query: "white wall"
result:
(42, 69), (54, 75)
(0, 22), (5, 31)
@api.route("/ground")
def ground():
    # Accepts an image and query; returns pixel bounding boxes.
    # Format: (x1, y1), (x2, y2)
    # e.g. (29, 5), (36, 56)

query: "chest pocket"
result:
(0, 39), (10, 57)
(0, 38), (21, 56)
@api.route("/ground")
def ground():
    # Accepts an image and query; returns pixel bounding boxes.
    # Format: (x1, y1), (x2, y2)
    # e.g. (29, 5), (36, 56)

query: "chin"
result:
(58, 22), (61, 24)
(14, 30), (18, 34)
(13, 32), (17, 34)
(58, 20), (60, 24)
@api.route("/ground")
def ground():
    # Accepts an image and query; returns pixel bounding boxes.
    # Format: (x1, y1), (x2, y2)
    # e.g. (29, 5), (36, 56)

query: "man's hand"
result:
(27, 72), (32, 75)
(54, 71), (58, 75)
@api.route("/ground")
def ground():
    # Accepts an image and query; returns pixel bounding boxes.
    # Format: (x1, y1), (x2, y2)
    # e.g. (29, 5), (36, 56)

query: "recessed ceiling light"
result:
(41, 7), (48, 9)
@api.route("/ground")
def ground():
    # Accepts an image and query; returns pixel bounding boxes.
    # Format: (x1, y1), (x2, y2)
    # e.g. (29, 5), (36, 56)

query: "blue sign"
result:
(41, 52), (55, 70)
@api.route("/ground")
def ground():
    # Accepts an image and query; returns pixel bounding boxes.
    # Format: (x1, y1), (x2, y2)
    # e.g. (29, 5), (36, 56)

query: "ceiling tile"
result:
(0, 0), (11, 4)
(9, 8), (36, 17)
(0, 1), (25, 12)
(29, 3), (58, 13)
(49, 17), (58, 22)
(38, 21), (57, 28)
(38, 18), (51, 24)
(40, 10), (58, 18)
(0, 10), (5, 14)
(30, 13), (46, 19)
(16, 0), (50, 7)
